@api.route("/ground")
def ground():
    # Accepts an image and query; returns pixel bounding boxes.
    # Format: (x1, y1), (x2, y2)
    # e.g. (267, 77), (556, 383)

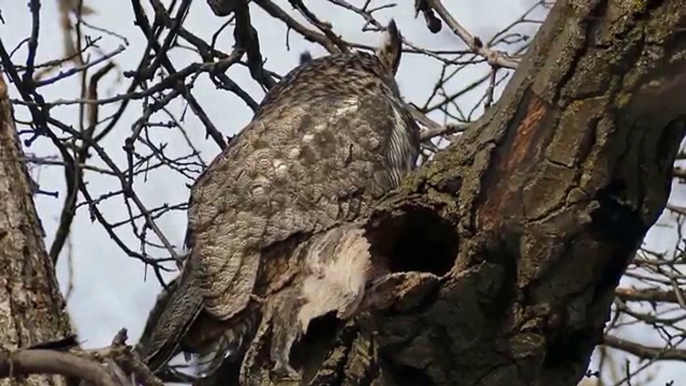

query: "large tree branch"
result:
(243, 0), (686, 385)
(603, 335), (686, 362)
(615, 286), (686, 304)
(0, 349), (120, 386)
(0, 72), (77, 386)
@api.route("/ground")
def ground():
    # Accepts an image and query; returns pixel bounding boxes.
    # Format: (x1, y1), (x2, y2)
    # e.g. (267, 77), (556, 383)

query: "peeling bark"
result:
(0, 74), (74, 385)
(246, 0), (686, 385)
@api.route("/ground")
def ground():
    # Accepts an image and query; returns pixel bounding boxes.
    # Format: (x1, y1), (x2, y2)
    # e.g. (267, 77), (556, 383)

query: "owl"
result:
(137, 20), (419, 382)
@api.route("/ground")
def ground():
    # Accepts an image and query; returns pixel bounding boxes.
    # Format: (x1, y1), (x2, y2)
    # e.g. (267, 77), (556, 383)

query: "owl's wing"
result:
(186, 53), (419, 321)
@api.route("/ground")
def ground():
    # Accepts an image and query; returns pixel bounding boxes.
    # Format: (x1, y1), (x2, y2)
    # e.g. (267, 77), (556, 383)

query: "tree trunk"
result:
(0, 74), (74, 385)
(243, 0), (686, 385)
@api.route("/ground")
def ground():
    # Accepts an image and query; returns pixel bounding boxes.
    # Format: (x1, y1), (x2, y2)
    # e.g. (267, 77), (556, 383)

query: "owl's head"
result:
(253, 20), (408, 119)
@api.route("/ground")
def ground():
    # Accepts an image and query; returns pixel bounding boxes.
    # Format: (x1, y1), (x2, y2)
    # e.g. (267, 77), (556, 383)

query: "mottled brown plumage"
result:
(137, 20), (419, 382)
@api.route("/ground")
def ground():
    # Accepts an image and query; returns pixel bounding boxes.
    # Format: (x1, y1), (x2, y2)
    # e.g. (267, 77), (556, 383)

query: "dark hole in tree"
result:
(286, 208), (457, 379)
(543, 327), (598, 371)
(368, 207), (457, 276)
(589, 179), (647, 301)
(289, 311), (342, 381)
(384, 361), (436, 386)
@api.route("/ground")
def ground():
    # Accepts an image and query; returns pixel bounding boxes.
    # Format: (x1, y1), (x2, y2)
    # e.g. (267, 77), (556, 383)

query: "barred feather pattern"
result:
(192, 307), (261, 378)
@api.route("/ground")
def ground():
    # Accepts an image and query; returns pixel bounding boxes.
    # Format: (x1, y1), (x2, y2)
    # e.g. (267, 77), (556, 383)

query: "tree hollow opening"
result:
(368, 207), (457, 276)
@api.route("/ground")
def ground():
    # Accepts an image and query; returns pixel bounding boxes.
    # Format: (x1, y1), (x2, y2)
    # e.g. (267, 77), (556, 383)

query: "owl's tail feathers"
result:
(189, 308), (261, 379)
(136, 266), (204, 373)
(376, 19), (402, 75)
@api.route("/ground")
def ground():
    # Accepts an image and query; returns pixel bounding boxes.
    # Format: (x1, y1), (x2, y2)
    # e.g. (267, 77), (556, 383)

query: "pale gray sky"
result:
(1, 1), (681, 384)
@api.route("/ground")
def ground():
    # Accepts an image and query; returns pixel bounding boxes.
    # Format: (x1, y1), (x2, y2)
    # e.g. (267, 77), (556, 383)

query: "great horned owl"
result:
(137, 20), (419, 382)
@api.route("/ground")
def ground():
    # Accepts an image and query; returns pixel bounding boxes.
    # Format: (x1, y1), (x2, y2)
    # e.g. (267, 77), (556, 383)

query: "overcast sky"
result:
(1, 1), (683, 384)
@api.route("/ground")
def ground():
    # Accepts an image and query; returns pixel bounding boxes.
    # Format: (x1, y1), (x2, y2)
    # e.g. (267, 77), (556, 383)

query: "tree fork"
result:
(245, 1), (686, 385)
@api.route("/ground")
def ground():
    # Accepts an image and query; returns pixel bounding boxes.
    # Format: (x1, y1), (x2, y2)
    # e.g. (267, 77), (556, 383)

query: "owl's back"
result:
(187, 47), (420, 320)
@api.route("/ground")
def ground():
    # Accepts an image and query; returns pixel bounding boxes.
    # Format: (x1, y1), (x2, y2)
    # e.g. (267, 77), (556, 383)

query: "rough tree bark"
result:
(242, 0), (686, 385)
(2, 0), (686, 386)
(0, 74), (74, 385)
